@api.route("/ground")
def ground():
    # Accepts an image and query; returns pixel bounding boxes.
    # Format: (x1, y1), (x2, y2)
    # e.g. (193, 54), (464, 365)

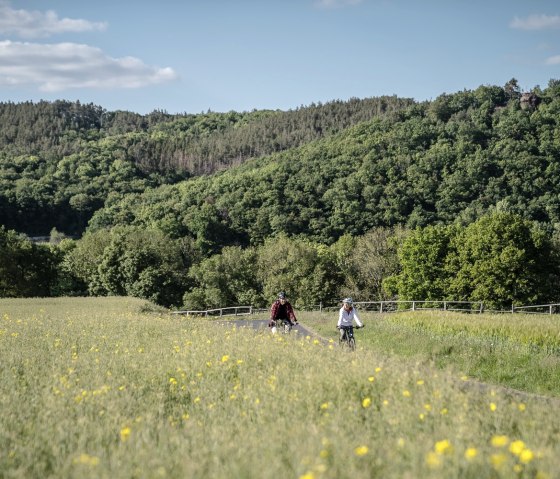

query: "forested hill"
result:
(87, 80), (560, 253)
(0, 96), (412, 235)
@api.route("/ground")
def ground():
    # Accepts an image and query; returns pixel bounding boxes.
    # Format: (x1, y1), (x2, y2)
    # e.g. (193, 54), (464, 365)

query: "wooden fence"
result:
(317, 300), (484, 313)
(171, 300), (560, 317)
(511, 303), (560, 314)
(171, 306), (253, 317)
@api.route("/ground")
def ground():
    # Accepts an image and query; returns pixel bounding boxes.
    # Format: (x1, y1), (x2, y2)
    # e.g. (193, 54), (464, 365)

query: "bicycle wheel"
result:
(283, 321), (292, 334)
(348, 337), (356, 351)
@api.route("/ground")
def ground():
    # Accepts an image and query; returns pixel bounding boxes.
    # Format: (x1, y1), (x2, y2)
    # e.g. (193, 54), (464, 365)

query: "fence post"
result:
(550, 305), (553, 315)
(412, 301), (416, 311)
(479, 302), (483, 313)
(511, 304), (515, 314)
(320, 302), (322, 312)
(380, 301), (383, 313)
(443, 301), (447, 311)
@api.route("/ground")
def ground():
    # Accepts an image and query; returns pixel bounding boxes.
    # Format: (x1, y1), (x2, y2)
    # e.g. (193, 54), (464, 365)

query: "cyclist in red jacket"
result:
(268, 292), (298, 329)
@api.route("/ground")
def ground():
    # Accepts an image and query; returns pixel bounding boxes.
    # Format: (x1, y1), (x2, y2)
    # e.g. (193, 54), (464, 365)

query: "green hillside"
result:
(3, 79), (560, 309)
(89, 80), (560, 248)
(0, 96), (410, 236)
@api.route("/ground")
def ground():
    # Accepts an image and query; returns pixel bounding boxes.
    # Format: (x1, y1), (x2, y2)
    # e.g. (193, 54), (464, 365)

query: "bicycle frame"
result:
(339, 325), (356, 350)
(271, 318), (292, 334)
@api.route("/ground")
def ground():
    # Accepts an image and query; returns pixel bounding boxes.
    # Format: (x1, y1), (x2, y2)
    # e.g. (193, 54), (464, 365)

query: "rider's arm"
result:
(270, 301), (278, 320)
(287, 302), (297, 322)
(353, 310), (363, 328)
(337, 309), (343, 328)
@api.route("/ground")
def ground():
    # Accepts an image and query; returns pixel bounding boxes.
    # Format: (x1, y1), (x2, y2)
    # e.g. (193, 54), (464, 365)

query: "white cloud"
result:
(510, 14), (560, 30)
(0, 1), (107, 38)
(545, 55), (560, 65)
(0, 41), (178, 91)
(314, 0), (363, 9)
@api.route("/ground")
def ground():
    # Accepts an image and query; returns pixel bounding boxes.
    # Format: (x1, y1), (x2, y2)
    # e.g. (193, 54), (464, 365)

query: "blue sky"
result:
(1, 0), (559, 115)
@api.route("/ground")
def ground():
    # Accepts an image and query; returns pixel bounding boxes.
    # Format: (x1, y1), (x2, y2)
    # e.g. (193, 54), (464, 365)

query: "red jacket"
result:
(270, 300), (297, 322)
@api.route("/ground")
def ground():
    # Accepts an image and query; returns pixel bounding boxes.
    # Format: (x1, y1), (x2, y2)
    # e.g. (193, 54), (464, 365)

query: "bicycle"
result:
(338, 325), (364, 351)
(270, 318), (294, 335)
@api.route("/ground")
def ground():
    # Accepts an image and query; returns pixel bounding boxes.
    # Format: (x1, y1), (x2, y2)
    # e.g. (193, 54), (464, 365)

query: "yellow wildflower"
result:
(354, 446), (368, 456)
(464, 447), (478, 460)
(434, 439), (452, 455)
(509, 440), (525, 456)
(362, 397), (372, 408)
(490, 453), (507, 469)
(73, 453), (100, 466)
(425, 451), (441, 468)
(519, 449), (534, 464)
(120, 427), (131, 442)
(491, 435), (509, 448)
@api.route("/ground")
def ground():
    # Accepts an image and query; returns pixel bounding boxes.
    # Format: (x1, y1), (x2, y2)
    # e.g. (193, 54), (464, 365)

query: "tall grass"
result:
(305, 310), (560, 397)
(1, 298), (559, 478)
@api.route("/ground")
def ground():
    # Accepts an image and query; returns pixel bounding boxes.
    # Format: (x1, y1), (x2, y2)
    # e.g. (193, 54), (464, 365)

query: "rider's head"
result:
(278, 292), (287, 303)
(342, 297), (353, 309)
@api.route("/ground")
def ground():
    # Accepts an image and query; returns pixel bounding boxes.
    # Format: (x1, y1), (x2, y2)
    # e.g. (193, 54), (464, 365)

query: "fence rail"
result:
(172, 301), (560, 317)
(171, 306), (253, 317)
(512, 303), (560, 314)
(325, 300), (484, 313)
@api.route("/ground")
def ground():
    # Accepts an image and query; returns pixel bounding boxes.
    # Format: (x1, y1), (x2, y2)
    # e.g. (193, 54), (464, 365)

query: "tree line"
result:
(2, 211), (559, 311)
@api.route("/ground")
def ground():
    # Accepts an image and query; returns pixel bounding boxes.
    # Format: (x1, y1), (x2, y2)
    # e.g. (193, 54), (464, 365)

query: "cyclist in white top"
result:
(337, 297), (363, 340)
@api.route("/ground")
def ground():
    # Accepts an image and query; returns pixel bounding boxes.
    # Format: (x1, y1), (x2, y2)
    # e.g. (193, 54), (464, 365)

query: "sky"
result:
(1, 0), (560, 115)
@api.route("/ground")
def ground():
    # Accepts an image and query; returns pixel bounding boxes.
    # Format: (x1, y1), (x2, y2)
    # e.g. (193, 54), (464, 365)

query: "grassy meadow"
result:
(1, 297), (559, 478)
(306, 309), (560, 397)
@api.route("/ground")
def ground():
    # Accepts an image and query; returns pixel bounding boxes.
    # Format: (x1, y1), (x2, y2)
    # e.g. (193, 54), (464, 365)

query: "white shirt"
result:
(338, 306), (363, 328)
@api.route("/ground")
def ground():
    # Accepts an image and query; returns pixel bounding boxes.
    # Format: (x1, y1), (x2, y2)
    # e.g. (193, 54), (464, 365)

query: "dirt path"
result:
(217, 318), (317, 338)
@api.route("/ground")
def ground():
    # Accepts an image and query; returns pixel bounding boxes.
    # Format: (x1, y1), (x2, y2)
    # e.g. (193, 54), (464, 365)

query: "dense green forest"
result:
(0, 96), (410, 235)
(87, 80), (560, 246)
(2, 79), (560, 310)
